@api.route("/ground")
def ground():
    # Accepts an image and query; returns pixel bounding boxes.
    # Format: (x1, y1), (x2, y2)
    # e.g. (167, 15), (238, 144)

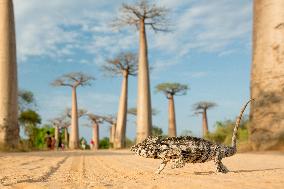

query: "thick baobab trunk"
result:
(168, 95), (177, 137)
(250, 0), (284, 150)
(110, 124), (116, 148)
(136, 19), (152, 143)
(114, 72), (128, 148)
(0, 0), (19, 149)
(202, 110), (209, 137)
(92, 123), (99, 150)
(64, 127), (68, 145)
(69, 87), (79, 149)
(54, 126), (59, 148)
(109, 127), (113, 144)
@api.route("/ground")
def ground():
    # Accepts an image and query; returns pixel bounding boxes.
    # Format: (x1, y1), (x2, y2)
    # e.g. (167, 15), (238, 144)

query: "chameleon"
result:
(130, 99), (253, 174)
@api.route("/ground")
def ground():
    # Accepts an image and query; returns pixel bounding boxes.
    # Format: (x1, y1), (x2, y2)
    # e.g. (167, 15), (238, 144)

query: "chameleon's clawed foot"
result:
(216, 164), (229, 173)
(155, 169), (162, 174)
(155, 161), (167, 174)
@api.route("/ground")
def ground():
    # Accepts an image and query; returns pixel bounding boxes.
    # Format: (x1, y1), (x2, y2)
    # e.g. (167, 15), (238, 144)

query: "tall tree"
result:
(51, 72), (94, 149)
(0, 0), (19, 149)
(100, 115), (117, 148)
(103, 52), (137, 148)
(156, 83), (188, 137)
(128, 107), (159, 135)
(114, 0), (170, 143)
(193, 102), (216, 137)
(87, 114), (104, 150)
(64, 107), (87, 147)
(250, 0), (284, 150)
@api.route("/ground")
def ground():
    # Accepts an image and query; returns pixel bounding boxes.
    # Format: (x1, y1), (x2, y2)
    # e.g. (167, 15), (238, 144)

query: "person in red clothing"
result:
(90, 140), (94, 150)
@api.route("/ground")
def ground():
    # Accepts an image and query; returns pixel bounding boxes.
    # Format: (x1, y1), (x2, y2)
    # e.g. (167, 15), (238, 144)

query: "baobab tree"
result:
(193, 102), (217, 137)
(250, 0), (284, 150)
(64, 107), (87, 147)
(0, 0), (19, 149)
(156, 83), (188, 137)
(114, 0), (170, 143)
(51, 72), (94, 149)
(87, 114), (104, 150)
(100, 115), (117, 148)
(103, 52), (137, 148)
(49, 116), (70, 148)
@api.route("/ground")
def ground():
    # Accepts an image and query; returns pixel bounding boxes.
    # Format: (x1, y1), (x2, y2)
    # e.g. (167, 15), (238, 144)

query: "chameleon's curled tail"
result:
(231, 99), (254, 149)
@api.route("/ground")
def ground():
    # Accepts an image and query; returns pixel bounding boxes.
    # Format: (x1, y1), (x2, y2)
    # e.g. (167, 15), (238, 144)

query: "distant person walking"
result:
(51, 135), (56, 150)
(90, 140), (94, 150)
(58, 133), (62, 150)
(45, 131), (52, 150)
(81, 139), (86, 150)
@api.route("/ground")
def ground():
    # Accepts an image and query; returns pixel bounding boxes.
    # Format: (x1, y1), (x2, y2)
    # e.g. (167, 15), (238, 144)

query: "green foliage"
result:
(205, 116), (249, 146)
(18, 109), (42, 148)
(34, 125), (54, 149)
(152, 126), (163, 136)
(155, 82), (189, 96)
(18, 89), (36, 111)
(19, 109), (41, 125)
(99, 137), (110, 149)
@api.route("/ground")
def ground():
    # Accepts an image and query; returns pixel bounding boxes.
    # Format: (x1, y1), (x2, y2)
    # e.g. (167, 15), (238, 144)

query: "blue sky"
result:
(14, 0), (252, 142)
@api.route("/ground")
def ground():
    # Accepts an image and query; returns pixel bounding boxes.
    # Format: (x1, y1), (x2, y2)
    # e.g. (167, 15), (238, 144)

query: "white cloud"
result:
(14, 0), (252, 69)
(153, 0), (252, 57)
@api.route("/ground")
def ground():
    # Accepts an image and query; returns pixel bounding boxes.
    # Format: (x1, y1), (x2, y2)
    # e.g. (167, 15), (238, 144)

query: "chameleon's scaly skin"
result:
(131, 100), (252, 174)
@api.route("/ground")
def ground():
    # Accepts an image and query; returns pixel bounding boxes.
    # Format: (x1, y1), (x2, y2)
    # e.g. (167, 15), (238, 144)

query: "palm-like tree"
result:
(114, 0), (170, 143)
(156, 83), (188, 137)
(0, 0), (19, 149)
(250, 0), (284, 150)
(103, 52), (137, 149)
(193, 102), (216, 137)
(51, 72), (94, 149)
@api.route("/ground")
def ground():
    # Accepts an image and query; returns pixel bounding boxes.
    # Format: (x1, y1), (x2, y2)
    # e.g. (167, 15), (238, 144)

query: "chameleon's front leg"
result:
(214, 150), (229, 173)
(155, 160), (168, 174)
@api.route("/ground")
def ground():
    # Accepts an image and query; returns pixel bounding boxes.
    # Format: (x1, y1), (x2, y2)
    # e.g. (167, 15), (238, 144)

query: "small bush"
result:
(205, 116), (249, 146)
(99, 137), (110, 149)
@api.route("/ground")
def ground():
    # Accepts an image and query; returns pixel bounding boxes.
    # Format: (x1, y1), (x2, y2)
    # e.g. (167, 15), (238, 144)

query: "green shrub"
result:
(99, 137), (110, 149)
(205, 116), (249, 146)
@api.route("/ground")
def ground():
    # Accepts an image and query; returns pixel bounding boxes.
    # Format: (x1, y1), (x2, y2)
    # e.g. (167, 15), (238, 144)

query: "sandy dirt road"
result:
(0, 150), (283, 189)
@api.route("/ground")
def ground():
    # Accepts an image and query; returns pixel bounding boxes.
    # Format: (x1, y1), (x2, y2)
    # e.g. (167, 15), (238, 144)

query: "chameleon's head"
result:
(130, 136), (161, 158)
